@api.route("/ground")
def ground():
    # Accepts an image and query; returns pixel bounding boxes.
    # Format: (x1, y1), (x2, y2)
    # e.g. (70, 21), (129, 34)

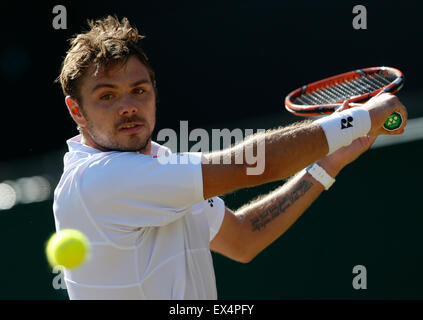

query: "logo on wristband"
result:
(341, 116), (354, 129)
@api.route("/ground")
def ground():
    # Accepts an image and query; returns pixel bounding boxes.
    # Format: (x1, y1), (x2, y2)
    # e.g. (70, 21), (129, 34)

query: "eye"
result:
(133, 88), (145, 94)
(100, 93), (113, 101)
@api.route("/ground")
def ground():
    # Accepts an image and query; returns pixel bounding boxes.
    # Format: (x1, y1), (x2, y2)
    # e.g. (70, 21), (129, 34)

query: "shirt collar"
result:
(66, 134), (170, 157)
(66, 135), (102, 154)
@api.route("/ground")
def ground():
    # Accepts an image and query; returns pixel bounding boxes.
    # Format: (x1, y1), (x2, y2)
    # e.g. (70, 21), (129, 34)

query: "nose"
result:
(118, 95), (138, 116)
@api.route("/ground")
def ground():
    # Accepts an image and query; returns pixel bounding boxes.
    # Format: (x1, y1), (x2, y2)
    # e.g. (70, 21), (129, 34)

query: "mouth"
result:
(118, 122), (144, 134)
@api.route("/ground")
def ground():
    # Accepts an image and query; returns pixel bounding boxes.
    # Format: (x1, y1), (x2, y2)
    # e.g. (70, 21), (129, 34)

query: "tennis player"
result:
(53, 16), (407, 299)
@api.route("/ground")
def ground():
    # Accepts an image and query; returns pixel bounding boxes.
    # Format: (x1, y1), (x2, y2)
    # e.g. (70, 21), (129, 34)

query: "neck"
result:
(138, 141), (152, 155)
(80, 133), (109, 152)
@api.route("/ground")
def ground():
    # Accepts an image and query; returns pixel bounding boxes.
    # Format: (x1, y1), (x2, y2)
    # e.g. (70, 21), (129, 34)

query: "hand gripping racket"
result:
(284, 66), (404, 131)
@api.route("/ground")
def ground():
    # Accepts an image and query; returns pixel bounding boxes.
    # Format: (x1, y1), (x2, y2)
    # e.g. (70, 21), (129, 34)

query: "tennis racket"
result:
(284, 66), (404, 131)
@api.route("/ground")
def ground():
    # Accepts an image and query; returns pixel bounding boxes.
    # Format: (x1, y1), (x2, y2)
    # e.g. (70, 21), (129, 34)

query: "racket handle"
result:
(383, 112), (403, 131)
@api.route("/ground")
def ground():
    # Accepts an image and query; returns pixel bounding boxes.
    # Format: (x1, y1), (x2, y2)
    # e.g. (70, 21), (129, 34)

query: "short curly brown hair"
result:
(57, 15), (156, 104)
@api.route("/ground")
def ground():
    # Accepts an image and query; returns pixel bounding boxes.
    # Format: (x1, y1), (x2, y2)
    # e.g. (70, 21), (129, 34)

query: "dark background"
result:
(0, 0), (422, 299)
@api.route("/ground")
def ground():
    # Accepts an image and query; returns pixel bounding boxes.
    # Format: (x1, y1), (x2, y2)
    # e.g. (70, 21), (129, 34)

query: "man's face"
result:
(73, 55), (156, 153)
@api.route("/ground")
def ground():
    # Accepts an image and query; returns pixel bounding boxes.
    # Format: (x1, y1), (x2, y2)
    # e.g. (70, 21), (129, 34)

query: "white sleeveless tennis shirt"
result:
(53, 135), (225, 299)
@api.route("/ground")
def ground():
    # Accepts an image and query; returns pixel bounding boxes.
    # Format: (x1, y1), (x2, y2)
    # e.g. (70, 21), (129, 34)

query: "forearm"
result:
(247, 121), (329, 180)
(235, 161), (341, 261)
(203, 94), (407, 200)
(203, 120), (329, 198)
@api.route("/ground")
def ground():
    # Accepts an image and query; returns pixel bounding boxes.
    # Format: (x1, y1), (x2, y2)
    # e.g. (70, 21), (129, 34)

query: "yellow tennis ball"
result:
(46, 229), (90, 269)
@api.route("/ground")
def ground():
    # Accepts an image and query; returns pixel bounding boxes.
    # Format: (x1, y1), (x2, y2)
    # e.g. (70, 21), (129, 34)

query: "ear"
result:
(65, 96), (87, 128)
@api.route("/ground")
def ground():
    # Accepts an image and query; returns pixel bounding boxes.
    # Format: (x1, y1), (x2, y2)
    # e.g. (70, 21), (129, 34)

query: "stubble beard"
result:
(85, 120), (154, 153)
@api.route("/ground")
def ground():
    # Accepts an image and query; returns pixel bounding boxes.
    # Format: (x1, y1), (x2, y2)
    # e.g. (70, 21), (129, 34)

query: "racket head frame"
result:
(284, 66), (404, 117)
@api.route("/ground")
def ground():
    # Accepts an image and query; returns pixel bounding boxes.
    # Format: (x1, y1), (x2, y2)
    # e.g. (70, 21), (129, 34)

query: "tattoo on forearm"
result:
(250, 180), (314, 231)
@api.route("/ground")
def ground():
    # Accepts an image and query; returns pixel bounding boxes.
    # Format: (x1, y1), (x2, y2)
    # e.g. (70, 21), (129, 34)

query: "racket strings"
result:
(293, 72), (395, 105)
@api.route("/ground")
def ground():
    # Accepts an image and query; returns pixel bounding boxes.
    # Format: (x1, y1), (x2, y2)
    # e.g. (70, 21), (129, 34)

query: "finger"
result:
(366, 135), (377, 147)
(374, 89), (386, 98)
(368, 91), (393, 102)
(335, 100), (351, 113)
(362, 135), (377, 152)
(384, 126), (405, 136)
(391, 128), (405, 135)
(359, 135), (377, 149)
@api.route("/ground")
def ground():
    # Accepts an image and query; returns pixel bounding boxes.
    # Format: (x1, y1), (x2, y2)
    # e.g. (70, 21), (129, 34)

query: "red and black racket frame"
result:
(284, 67), (404, 117)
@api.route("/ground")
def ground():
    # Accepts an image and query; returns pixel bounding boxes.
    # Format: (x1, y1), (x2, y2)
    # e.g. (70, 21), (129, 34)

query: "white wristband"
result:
(316, 107), (371, 155)
(305, 163), (335, 190)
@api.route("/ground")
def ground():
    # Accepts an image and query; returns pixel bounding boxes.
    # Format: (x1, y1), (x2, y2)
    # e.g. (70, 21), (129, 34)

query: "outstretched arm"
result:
(202, 93), (407, 200)
(210, 129), (377, 263)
